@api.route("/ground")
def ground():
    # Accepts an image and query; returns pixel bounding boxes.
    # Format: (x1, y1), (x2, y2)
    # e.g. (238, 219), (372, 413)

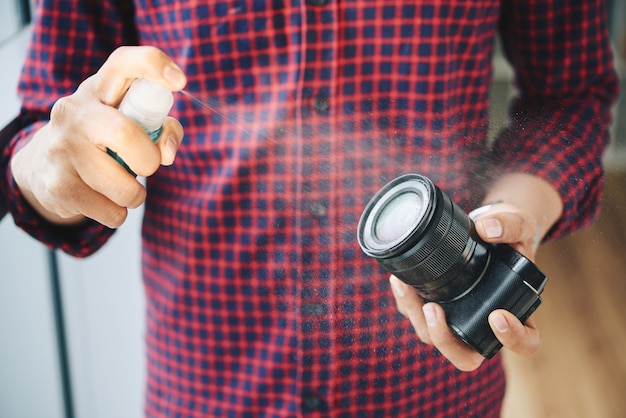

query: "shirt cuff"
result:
(2, 121), (114, 257)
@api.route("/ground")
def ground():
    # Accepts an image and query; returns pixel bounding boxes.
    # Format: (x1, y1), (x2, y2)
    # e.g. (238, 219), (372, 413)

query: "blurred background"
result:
(1, 1), (625, 417)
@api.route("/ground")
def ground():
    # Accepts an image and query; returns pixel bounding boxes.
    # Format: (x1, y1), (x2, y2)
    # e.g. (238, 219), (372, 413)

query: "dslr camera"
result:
(357, 173), (547, 358)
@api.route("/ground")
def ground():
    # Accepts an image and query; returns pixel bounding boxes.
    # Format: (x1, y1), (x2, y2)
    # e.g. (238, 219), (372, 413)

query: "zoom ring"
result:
(383, 194), (469, 278)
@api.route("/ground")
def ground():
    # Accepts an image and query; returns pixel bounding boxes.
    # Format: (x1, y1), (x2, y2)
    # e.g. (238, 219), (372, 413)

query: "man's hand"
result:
(11, 46), (187, 228)
(389, 173), (563, 371)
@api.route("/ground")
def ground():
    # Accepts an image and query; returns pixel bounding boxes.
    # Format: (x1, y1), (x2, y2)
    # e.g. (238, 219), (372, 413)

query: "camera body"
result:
(357, 173), (547, 358)
(439, 242), (546, 358)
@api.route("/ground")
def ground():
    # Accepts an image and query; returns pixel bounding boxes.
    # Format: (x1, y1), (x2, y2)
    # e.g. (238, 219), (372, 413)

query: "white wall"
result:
(0, 220), (65, 418)
(0, 0), (22, 46)
(0, 8), (147, 418)
(57, 210), (146, 418)
(0, 21), (65, 418)
(0, 11), (27, 126)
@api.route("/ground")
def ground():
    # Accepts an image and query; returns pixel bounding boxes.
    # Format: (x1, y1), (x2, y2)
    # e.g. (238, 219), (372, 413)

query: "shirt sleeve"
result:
(0, 0), (139, 257)
(486, 0), (619, 240)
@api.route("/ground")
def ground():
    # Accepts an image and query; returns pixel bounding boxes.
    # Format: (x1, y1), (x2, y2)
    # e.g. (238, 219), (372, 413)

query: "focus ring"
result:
(418, 200), (469, 281)
(383, 194), (469, 282)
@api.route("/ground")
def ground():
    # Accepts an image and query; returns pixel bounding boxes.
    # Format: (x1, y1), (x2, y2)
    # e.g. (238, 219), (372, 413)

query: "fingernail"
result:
(468, 204), (493, 220)
(481, 218), (502, 239)
(423, 304), (438, 327)
(166, 136), (178, 162)
(390, 276), (406, 297)
(491, 313), (509, 333)
(163, 64), (185, 87)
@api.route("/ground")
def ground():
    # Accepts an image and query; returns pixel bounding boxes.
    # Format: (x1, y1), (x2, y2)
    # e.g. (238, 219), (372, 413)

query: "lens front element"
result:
(375, 191), (423, 244)
(358, 176), (432, 255)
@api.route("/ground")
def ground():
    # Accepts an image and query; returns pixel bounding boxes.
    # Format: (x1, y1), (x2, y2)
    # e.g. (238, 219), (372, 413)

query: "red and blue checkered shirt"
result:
(1, 0), (618, 416)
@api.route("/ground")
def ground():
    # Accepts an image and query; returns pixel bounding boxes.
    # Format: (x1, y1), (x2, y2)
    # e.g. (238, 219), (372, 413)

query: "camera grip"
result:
(441, 244), (547, 358)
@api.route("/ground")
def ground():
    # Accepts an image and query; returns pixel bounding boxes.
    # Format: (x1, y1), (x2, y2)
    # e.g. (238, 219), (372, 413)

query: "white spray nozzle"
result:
(118, 78), (174, 135)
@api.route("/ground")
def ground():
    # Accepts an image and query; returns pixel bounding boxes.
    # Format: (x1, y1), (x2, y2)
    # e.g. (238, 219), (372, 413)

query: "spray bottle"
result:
(108, 78), (174, 175)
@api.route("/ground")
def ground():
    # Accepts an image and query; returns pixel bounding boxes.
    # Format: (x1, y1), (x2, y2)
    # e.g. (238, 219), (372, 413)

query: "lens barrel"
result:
(357, 173), (548, 358)
(358, 174), (489, 302)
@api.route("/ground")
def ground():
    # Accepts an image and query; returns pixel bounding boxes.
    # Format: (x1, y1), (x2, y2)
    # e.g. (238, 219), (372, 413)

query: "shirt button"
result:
(313, 95), (330, 115)
(307, 0), (328, 7)
(308, 201), (326, 219)
(302, 394), (323, 411)
(301, 303), (327, 316)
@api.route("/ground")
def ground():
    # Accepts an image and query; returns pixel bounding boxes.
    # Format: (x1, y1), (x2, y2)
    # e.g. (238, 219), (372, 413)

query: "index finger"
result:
(422, 303), (485, 371)
(85, 46), (187, 106)
(489, 310), (542, 356)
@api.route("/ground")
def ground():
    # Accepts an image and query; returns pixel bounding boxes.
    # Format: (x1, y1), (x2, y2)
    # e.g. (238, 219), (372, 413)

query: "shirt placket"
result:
(297, 0), (339, 414)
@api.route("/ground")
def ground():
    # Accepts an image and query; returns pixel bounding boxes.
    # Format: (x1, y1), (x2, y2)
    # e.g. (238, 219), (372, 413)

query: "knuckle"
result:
(109, 121), (138, 147)
(50, 96), (75, 124)
(104, 206), (128, 228)
(106, 119), (141, 153)
(138, 45), (167, 62)
(108, 46), (131, 63)
(133, 146), (162, 176)
(46, 136), (74, 162)
(507, 213), (526, 233)
(512, 334), (541, 355)
(512, 214), (526, 234)
(109, 113), (137, 140)
(35, 190), (59, 215)
(117, 180), (146, 208)
(507, 338), (527, 353)
(49, 98), (91, 151)
(45, 175), (72, 201)
(43, 178), (80, 215)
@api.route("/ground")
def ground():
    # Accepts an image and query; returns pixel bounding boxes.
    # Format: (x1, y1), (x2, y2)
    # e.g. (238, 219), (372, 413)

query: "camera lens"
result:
(358, 174), (489, 302)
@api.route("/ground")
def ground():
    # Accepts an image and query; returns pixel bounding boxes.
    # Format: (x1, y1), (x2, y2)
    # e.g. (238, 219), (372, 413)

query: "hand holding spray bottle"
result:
(108, 78), (174, 175)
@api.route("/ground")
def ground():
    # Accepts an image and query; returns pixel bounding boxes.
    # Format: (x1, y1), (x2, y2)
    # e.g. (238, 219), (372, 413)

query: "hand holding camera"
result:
(359, 173), (562, 371)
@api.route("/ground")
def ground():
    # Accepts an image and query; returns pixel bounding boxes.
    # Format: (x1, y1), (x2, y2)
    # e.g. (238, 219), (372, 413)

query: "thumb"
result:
(470, 203), (540, 258)
(156, 117), (184, 166)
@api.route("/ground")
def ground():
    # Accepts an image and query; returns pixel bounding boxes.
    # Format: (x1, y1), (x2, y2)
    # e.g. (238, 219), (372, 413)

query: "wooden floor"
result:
(501, 170), (626, 418)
